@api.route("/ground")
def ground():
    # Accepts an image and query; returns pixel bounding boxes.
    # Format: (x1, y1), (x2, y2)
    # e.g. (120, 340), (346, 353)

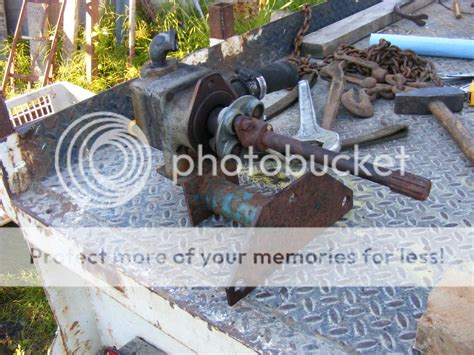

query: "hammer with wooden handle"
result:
(395, 87), (474, 164)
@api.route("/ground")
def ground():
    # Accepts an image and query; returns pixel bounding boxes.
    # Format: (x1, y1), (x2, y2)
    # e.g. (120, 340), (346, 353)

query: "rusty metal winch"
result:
(131, 30), (432, 229)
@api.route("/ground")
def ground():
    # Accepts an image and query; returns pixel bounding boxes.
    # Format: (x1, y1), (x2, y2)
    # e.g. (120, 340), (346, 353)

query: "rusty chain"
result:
(288, 4), (320, 76)
(324, 40), (443, 86)
(288, 4), (442, 87)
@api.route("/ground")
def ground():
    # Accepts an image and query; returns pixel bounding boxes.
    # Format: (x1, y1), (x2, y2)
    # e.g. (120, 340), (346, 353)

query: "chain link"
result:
(324, 40), (442, 86)
(288, 4), (320, 76)
(287, 3), (442, 86)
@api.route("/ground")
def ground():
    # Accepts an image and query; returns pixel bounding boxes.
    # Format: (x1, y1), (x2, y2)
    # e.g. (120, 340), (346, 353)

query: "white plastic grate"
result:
(8, 94), (55, 127)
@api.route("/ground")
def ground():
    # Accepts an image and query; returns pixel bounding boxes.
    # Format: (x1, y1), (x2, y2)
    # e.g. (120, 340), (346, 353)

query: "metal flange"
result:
(214, 96), (264, 157)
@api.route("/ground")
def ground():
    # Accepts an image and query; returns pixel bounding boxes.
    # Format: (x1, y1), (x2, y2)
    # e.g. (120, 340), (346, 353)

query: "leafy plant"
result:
(1, 0), (323, 97)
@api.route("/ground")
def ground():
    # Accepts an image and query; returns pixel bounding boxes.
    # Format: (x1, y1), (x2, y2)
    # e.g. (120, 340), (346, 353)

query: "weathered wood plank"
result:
(27, 2), (48, 75)
(85, 0), (99, 83)
(62, 0), (79, 60)
(414, 269), (474, 354)
(128, 0), (136, 65)
(301, 0), (434, 58)
(0, 0), (7, 41)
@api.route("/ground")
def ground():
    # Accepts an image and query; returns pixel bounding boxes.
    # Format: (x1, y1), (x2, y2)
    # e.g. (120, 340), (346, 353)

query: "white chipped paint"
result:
(221, 36), (243, 58)
(0, 201), (10, 226)
(0, 175), (14, 223)
(16, 212), (257, 354)
(220, 29), (262, 58)
(245, 28), (263, 42)
(49, 331), (67, 355)
(183, 28), (263, 64)
(0, 134), (30, 221)
(182, 48), (209, 65)
(209, 38), (224, 47)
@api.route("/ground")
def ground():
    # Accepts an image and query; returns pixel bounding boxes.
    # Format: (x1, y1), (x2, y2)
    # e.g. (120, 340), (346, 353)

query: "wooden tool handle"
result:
(429, 101), (474, 164)
(453, 0), (462, 19)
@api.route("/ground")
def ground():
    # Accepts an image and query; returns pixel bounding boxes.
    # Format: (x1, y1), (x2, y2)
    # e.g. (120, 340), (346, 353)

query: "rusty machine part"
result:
(132, 31), (432, 228)
(131, 28), (433, 305)
(319, 61), (346, 129)
(231, 116), (431, 201)
(393, 0), (429, 26)
(395, 87), (474, 164)
(181, 161), (353, 227)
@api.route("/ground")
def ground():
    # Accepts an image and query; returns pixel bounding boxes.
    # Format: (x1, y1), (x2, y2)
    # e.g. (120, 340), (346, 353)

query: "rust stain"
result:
(69, 320), (79, 331)
(57, 323), (69, 348)
(113, 285), (126, 294)
(83, 259), (127, 296)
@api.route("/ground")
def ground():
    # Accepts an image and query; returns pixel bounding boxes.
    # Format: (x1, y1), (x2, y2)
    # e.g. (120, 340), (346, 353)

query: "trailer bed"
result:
(3, 0), (474, 353)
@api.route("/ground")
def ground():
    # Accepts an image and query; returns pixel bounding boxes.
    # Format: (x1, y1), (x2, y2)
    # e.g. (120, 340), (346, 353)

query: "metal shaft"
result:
(234, 116), (431, 201)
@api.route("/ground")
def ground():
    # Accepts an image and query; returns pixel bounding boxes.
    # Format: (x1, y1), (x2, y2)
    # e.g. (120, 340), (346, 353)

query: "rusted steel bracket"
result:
(226, 287), (254, 306)
(178, 164), (353, 227)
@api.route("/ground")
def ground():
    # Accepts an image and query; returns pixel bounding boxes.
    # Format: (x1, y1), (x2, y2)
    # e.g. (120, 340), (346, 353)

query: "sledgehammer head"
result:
(394, 87), (465, 115)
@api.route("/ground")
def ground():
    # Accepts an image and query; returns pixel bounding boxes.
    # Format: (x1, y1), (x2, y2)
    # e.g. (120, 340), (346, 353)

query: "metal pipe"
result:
(233, 115), (432, 201)
(128, 0), (137, 65)
(203, 177), (266, 226)
(149, 30), (178, 67)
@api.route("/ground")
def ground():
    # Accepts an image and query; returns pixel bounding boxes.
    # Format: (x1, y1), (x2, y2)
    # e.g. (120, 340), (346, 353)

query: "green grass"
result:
(0, 285), (56, 354)
(1, 0), (323, 98)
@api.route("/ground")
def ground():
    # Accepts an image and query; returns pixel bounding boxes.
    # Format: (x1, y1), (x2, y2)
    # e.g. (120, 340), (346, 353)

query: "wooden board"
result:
(85, 0), (99, 83)
(414, 269), (474, 354)
(27, 2), (48, 75)
(301, 0), (434, 58)
(62, 0), (79, 60)
(0, 0), (6, 41)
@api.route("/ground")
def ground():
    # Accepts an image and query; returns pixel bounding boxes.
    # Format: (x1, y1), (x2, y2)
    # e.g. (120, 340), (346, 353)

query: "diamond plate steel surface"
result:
(10, 2), (474, 353)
